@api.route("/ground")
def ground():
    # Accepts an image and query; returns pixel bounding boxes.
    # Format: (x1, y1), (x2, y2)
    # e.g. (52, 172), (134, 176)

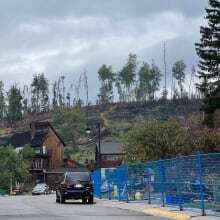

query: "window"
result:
(102, 155), (119, 161)
(35, 148), (41, 154)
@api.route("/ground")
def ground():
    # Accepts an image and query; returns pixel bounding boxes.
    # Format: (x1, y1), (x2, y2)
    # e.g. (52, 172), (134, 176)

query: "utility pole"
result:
(86, 122), (101, 168)
(163, 42), (168, 99)
(98, 122), (101, 168)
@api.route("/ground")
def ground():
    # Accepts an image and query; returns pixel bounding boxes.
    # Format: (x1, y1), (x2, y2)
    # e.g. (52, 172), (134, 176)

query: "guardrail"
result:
(92, 153), (220, 216)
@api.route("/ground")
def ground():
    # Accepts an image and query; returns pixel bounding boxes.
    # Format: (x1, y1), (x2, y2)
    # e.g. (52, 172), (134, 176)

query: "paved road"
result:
(0, 195), (167, 220)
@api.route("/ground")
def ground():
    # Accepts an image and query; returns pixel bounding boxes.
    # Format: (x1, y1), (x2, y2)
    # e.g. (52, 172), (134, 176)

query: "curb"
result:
(143, 208), (191, 220)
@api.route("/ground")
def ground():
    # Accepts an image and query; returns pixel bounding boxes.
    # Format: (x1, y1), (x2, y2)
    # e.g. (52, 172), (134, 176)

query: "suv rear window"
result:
(66, 172), (90, 183)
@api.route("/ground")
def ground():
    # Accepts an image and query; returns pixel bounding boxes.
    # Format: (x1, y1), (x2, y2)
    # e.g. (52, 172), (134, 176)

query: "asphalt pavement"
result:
(0, 195), (167, 220)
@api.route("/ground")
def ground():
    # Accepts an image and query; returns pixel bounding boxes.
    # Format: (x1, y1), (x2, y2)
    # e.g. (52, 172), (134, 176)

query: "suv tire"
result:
(88, 195), (94, 204)
(60, 194), (65, 204)
(57, 190), (65, 204)
(82, 197), (87, 204)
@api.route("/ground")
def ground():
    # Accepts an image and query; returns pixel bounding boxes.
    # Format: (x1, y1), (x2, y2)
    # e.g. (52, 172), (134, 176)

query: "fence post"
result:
(99, 168), (102, 199)
(146, 166), (151, 205)
(197, 154), (206, 216)
(159, 160), (165, 207)
(118, 167), (121, 202)
(108, 181), (111, 200)
(125, 165), (129, 203)
(175, 157), (183, 211)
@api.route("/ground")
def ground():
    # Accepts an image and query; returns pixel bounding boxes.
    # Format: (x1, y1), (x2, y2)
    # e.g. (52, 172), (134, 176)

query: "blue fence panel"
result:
(91, 169), (101, 198)
(92, 153), (220, 217)
(116, 165), (128, 201)
(201, 153), (220, 215)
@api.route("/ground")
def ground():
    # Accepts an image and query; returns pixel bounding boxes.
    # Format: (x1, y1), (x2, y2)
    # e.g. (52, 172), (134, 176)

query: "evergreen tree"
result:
(31, 73), (49, 112)
(66, 92), (71, 107)
(7, 85), (23, 127)
(97, 64), (115, 104)
(0, 81), (5, 122)
(137, 62), (151, 101)
(118, 53), (137, 102)
(52, 81), (58, 109)
(172, 60), (186, 98)
(195, 0), (220, 116)
(22, 85), (30, 114)
(61, 75), (66, 107)
(150, 61), (162, 100)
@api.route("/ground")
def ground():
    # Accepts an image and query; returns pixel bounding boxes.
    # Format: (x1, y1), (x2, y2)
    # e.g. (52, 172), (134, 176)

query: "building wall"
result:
(100, 154), (124, 168)
(43, 127), (64, 169)
(214, 109), (220, 128)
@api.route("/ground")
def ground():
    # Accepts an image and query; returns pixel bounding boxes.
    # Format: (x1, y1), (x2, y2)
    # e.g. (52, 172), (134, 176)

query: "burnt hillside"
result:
(0, 99), (202, 137)
(86, 99), (202, 123)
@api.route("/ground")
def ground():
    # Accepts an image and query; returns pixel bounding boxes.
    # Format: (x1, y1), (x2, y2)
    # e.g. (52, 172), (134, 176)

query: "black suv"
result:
(56, 171), (94, 204)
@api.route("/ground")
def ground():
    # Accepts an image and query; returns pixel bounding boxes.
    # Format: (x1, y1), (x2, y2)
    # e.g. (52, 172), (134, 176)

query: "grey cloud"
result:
(0, 0), (208, 102)
(0, 0), (207, 21)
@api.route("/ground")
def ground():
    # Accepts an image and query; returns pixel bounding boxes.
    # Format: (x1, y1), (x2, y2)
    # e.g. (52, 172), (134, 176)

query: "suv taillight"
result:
(62, 181), (69, 188)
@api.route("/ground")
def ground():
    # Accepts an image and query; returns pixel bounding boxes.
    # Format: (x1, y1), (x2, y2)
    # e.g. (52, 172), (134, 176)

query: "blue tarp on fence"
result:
(92, 153), (220, 216)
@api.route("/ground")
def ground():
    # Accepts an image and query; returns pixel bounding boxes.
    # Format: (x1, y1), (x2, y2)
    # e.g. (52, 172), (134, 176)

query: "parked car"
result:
(32, 183), (49, 195)
(12, 188), (22, 195)
(56, 171), (94, 204)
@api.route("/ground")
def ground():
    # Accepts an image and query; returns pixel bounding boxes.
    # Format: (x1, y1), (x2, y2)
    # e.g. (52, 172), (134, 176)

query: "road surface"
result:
(0, 195), (167, 220)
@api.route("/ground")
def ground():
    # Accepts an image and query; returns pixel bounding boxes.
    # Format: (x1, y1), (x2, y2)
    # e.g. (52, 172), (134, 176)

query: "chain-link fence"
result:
(92, 153), (220, 216)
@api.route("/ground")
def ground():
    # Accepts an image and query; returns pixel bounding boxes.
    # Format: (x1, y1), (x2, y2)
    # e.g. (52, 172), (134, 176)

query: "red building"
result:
(97, 142), (125, 168)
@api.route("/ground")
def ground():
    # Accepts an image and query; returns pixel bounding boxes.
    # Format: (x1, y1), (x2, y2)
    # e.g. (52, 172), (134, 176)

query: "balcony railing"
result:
(30, 158), (49, 170)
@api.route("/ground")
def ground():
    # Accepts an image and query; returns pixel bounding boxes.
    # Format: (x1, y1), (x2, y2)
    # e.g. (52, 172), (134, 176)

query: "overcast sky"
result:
(0, 0), (208, 102)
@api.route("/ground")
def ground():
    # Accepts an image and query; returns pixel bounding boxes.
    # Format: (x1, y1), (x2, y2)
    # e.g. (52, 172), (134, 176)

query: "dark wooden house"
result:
(0, 121), (66, 185)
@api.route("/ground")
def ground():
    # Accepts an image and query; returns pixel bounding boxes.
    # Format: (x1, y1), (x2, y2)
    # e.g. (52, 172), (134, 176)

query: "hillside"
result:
(0, 99), (202, 140)
(86, 99), (202, 136)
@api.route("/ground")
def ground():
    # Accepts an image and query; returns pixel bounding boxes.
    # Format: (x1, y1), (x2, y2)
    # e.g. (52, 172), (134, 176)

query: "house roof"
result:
(10, 131), (32, 148)
(32, 121), (65, 146)
(3, 130), (48, 148)
(0, 136), (11, 147)
(0, 121), (65, 148)
(31, 130), (48, 147)
(99, 142), (124, 155)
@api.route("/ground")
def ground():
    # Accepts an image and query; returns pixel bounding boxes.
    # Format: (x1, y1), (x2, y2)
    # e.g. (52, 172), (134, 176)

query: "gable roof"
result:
(99, 142), (124, 155)
(0, 136), (11, 147)
(3, 130), (48, 148)
(0, 121), (65, 148)
(32, 121), (65, 146)
(10, 131), (32, 148)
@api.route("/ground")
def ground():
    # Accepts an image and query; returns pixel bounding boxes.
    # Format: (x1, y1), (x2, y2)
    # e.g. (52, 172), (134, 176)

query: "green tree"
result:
(53, 106), (86, 147)
(123, 119), (184, 163)
(137, 62), (151, 101)
(117, 53), (137, 102)
(66, 92), (71, 107)
(150, 62), (162, 100)
(52, 81), (58, 109)
(98, 64), (115, 104)
(195, 0), (220, 122)
(31, 73), (49, 112)
(22, 85), (31, 115)
(0, 81), (5, 121)
(20, 144), (35, 162)
(0, 146), (28, 193)
(6, 85), (23, 127)
(136, 62), (161, 101)
(184, 115), (220, 154)
(172, 60), (186, 98)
